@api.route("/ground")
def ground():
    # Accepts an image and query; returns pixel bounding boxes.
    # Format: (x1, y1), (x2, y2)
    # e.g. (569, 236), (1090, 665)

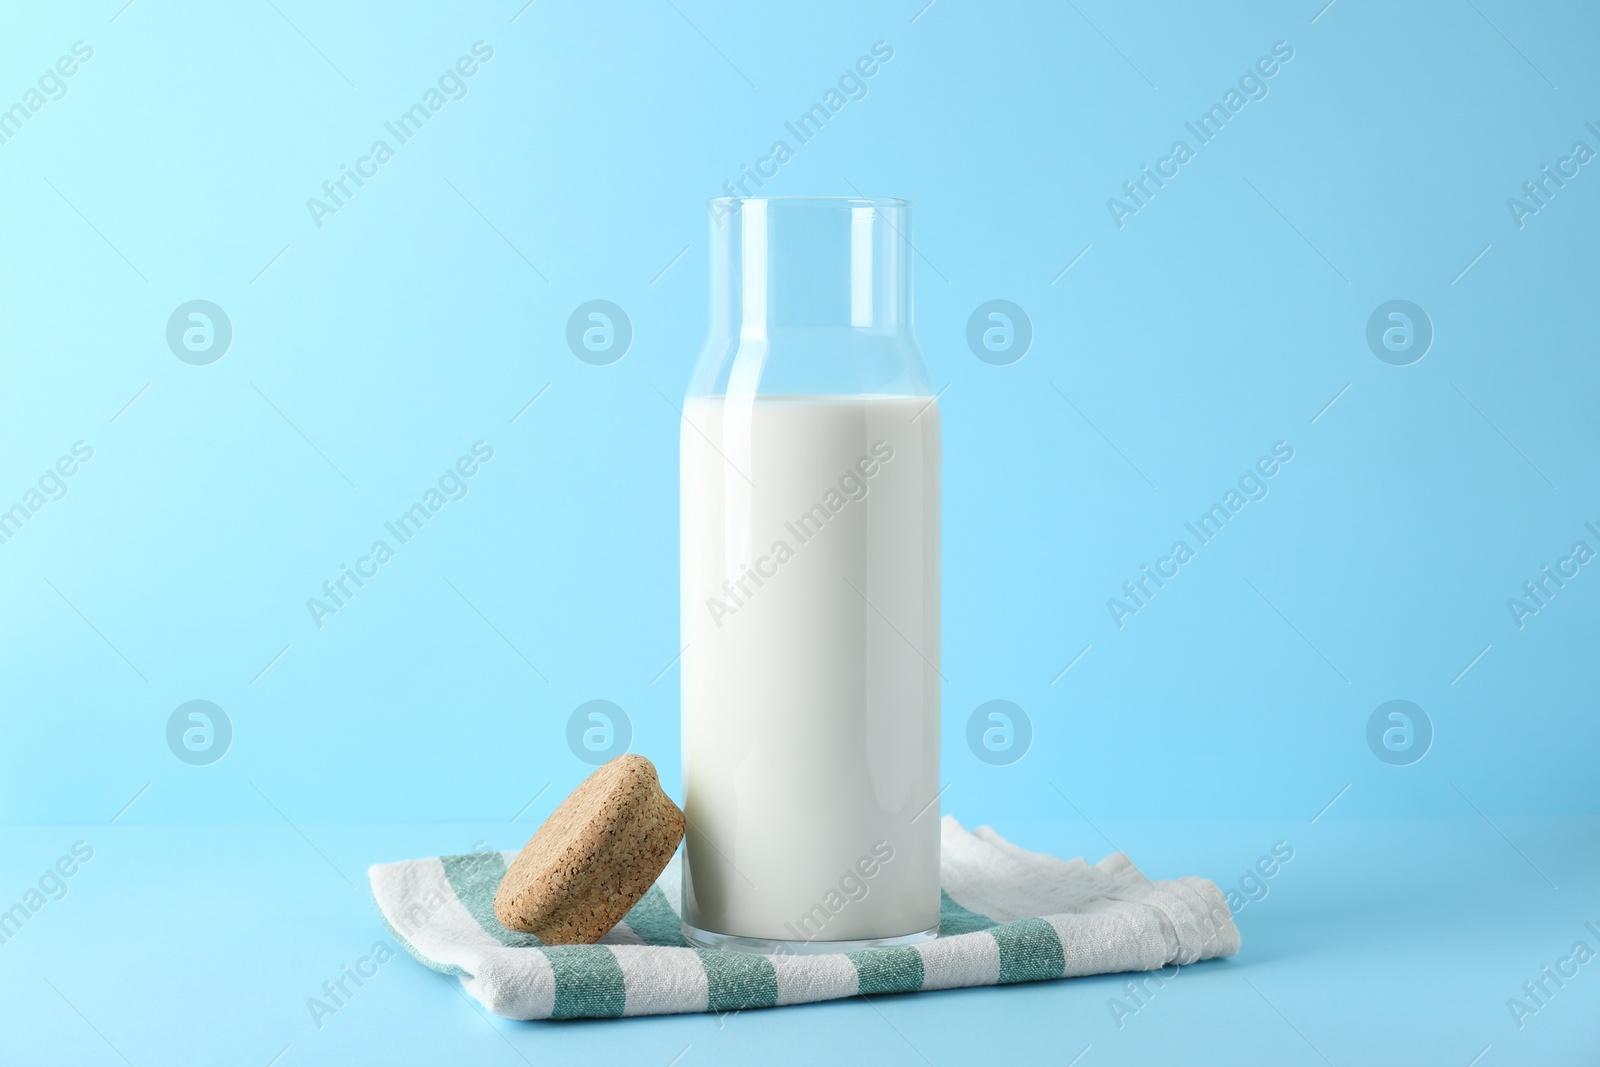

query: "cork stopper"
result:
(493, 754), (685, 944)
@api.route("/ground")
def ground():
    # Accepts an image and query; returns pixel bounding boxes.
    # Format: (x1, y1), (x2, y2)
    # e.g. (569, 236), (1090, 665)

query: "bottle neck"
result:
(709, 199), (914, 341)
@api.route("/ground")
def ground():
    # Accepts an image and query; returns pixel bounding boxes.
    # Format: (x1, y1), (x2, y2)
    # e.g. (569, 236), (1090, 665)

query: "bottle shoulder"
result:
(688, 330), (933, 398)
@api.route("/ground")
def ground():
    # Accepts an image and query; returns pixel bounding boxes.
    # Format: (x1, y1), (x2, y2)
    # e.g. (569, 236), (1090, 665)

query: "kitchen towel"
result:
(368, 815), (1240, 1019)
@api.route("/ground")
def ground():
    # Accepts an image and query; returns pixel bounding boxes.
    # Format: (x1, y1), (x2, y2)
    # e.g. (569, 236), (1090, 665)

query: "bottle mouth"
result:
(708, 195), (909, 210)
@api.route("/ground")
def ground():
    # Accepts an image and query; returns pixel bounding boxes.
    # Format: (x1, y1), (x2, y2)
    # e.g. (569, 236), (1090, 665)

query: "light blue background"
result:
(2, 0), (1597, 1062)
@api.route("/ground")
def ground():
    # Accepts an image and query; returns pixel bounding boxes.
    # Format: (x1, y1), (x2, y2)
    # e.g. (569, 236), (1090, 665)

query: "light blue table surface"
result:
(2, 816), (1593, 1065)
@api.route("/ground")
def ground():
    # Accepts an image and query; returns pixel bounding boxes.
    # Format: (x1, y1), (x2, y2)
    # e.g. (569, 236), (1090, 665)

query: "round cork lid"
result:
(493, 754), (684, 945)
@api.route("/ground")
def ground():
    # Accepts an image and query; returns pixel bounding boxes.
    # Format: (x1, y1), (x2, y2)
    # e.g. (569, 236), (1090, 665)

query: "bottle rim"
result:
(707, 195), (909, 209)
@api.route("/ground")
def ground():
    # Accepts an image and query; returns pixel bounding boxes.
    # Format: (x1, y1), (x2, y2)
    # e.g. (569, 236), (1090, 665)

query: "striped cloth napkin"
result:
(368, 816), (1239, 1019)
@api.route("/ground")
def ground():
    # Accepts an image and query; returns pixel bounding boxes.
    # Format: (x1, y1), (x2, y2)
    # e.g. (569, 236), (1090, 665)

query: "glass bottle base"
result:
(680, 920), (940, 955)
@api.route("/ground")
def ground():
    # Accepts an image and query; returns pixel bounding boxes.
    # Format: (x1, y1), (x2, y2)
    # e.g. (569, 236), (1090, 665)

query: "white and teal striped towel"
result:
(369, 816), (1239, 1019)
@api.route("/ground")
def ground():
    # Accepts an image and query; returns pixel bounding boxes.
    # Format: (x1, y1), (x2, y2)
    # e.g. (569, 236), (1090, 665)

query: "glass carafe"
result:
(680, 197), (941, 953)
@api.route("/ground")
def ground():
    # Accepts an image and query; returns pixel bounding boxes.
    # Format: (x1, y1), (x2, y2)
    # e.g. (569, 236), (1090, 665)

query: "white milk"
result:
(680, 394), (941, 945)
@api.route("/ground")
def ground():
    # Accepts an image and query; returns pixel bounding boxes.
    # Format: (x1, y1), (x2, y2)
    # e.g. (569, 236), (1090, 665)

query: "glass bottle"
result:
(680, 197), (941, 953)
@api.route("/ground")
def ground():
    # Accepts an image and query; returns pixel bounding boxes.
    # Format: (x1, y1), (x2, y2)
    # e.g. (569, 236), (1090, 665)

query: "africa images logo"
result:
(1365, 700), (1431, 767)
(166, 300), (232, 365)
(166, 700), (232, 766)
(305, 42), (495, 229)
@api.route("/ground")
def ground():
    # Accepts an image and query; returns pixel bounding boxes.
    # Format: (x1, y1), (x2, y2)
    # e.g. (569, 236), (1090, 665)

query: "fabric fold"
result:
(368, 815), (1239, 1020)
